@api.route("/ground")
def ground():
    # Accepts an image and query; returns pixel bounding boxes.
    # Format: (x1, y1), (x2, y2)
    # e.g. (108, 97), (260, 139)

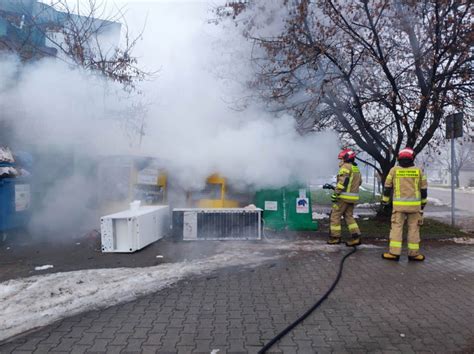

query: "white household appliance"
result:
(101, 205), (169, 253)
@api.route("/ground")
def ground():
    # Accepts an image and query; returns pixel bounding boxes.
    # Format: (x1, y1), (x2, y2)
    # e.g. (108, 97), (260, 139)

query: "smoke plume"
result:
(0, 1), (338, 236)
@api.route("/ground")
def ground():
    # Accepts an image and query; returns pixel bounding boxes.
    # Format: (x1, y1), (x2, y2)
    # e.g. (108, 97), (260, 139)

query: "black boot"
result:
(346, 234), (361, 247)
(327, 237), (341, 245)
(408, 254), (425, 262)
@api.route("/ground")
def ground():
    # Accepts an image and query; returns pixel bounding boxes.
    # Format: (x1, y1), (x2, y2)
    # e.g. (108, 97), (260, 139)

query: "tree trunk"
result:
(376, 162), (393, 218)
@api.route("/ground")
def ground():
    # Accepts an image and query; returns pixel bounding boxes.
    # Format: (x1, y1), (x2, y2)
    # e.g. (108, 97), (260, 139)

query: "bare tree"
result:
(217, 0), (473, 183)
(46, 0), (153, 91)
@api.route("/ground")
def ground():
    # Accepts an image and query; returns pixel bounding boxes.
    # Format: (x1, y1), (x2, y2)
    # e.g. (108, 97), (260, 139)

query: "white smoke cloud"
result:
(1, 1), (338, 234)
(123, 1), (339, 189)
(0, 56), (135, 154)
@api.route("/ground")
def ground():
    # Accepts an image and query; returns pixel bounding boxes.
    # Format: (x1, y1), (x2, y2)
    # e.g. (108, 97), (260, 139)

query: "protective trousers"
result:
(389, 211), (421, 256)
(330, 201), (360, 238)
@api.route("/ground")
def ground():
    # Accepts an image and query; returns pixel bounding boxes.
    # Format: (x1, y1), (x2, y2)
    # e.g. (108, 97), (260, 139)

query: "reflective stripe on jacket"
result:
(335, 162), (362, 203)
(384, 166), (428, 212)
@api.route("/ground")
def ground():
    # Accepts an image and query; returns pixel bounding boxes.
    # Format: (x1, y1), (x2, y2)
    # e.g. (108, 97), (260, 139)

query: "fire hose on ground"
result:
(258, 246), (358, 353)
(259, 183), (357, 354)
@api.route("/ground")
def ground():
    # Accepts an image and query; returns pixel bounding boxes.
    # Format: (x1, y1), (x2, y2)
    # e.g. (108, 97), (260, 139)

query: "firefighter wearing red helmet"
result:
(328, 148), (362, 246)
(381, 147), (428, 261)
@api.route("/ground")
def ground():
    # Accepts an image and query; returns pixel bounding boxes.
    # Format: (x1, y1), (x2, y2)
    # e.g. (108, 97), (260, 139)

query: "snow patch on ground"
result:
(0, 240), (369, 342)
(34, 265), (54, 271)
(427, 197), (446, 206)
(357, 244), (382, 249)
(312, 212), (328, 220)
(452, 237), (474, 245)
(458, 187), (474, 194)
(356, 203), (379, 208)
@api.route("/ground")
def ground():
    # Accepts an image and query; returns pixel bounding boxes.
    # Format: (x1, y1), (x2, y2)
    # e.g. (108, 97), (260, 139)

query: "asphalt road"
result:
(429, 188), (474, 213)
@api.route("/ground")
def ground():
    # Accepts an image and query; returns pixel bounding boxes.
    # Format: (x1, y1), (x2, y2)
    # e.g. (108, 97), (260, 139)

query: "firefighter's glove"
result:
(331, 193), (339, 203)
(381, 196), (390, 206)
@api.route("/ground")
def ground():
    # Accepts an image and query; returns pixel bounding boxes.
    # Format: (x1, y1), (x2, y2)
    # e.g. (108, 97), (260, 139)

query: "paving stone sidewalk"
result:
(1, 243), (473, 353)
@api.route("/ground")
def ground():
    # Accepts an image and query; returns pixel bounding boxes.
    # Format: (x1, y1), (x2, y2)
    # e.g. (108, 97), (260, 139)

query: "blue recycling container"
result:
(0, 175), (32, 232)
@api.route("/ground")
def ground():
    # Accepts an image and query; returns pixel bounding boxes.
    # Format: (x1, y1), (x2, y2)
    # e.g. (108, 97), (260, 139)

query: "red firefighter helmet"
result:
(398, 147), (415, 160)
(338, 148), (356, 162)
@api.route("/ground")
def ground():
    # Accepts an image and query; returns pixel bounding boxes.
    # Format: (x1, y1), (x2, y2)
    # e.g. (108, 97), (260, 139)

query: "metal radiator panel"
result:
(173, 208), (262, 240)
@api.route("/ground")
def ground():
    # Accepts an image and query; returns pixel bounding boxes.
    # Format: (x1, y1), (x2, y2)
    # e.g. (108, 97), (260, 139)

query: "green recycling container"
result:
(255, 186), (318, 231)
